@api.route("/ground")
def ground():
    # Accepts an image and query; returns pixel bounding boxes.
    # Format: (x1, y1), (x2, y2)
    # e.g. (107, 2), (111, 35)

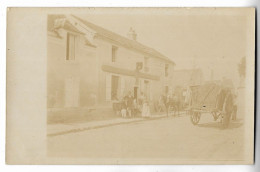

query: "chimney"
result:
(127, 27), (137, 41)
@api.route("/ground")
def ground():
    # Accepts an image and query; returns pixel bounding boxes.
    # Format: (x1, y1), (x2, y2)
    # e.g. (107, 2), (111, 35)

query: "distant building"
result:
(172, 68), (204, 88)
(171, 69), (204, 106)
(47, 15), (175, 111)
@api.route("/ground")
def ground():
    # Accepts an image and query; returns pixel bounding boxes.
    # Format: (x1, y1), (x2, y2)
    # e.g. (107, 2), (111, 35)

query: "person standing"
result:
(158, 94), (165, 112)
(165, 93), (172, 117)
(223, 88), (234, 127)
(141, 94), (151, 118)
(120, 97), (127, 118)
(125, 91), (134, 118)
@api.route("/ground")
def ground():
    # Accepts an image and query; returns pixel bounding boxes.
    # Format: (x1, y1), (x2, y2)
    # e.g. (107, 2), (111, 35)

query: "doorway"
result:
(144, 80), (150, 100)
(134, 86), (138, 99)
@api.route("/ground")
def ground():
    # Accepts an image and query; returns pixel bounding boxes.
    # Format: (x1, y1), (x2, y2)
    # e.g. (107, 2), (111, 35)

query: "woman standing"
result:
(141, 93), (151, 118)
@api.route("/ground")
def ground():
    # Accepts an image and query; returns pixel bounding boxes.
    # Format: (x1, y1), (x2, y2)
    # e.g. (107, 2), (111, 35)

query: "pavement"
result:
(47, 112), (245, 163)
(47, 112), (185, 137)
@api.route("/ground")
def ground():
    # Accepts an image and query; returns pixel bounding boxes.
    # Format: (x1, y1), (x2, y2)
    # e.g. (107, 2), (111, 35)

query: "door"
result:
(134, 87), (138, 99)
(144, 80), (150, 100)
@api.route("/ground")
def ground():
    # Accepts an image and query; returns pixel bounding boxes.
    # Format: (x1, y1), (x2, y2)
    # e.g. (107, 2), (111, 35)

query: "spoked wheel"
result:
(190, 110), (201, 125)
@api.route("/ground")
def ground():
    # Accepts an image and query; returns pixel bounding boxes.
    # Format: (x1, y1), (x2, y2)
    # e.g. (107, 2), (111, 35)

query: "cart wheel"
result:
(190, 111), (201, 125)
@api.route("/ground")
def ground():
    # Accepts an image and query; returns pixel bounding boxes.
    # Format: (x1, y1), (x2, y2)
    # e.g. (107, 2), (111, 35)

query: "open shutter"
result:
(105, 74), (111, 101)
(67, 34), (76, 60)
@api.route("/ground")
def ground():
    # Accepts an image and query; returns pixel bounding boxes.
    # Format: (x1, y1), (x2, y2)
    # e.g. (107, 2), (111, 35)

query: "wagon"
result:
(187, 82), (233, 128)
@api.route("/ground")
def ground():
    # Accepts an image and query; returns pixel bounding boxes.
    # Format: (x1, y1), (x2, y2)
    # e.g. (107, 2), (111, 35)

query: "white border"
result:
(0, 0), (259, 172)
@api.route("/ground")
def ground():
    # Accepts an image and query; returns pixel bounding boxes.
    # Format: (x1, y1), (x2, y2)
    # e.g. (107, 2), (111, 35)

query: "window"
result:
(165, 64), (169, 77)
(106, 74), (120, 101)
(112, 46), (118, 62)
(66, 33), (76, 60)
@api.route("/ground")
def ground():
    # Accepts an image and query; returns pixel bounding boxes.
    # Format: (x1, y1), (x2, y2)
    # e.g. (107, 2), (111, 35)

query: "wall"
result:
(95, 37), (175, 108)
(47, 28), (98, 108)
(48, 27), (175, 109)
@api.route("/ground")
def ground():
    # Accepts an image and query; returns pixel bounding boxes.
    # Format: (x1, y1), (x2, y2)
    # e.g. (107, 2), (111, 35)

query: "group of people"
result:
(113, 91), (151, 118)
(113, 91), (183, 119)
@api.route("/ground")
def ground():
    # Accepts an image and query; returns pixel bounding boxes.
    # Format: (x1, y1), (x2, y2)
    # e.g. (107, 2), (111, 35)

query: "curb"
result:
(47, 115), (167, 137)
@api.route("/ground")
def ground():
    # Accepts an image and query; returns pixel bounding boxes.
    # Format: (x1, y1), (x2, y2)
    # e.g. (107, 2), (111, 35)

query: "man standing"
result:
(222, 88), (234, 128)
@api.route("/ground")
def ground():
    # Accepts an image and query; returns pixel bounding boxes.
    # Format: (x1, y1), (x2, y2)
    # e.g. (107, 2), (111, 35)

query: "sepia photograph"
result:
(6, 7), (255, 164)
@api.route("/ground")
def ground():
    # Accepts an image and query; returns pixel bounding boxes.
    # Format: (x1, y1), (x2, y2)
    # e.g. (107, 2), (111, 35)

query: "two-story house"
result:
(47, 14), (175, 113)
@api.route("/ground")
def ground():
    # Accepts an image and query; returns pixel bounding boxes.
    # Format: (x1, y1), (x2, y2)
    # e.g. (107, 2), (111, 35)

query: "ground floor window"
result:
(106, 74), (125, 101)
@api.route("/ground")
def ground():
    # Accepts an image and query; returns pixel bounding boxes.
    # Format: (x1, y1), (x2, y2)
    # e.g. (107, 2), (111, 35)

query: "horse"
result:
(164, 94), (181, 116)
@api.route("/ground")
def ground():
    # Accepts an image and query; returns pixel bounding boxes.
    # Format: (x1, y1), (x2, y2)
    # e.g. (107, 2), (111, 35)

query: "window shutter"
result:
(67, 34), (75, 60)
(105, 74), (111, 101)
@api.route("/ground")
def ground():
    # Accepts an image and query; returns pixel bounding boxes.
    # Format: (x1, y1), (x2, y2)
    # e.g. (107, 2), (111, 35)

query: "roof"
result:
(72, 15), (175, 65)
(48, 15), (85, 35)
(172, 69), (204, 87)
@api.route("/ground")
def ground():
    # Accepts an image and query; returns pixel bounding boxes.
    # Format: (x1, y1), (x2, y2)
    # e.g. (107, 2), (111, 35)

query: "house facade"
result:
(47, 15), (175, 111)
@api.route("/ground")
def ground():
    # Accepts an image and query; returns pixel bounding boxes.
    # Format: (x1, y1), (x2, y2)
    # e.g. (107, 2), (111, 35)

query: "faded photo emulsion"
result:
(6, 8), (255, 164)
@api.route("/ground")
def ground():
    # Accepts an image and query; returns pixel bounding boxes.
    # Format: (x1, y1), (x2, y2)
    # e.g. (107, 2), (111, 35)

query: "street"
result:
(47, 113), (245, 162)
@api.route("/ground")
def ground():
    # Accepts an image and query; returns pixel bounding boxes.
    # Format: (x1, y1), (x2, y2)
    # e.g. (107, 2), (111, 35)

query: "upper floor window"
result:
(112, 46), (118, 62)
(165, 64), (169, 77)
(66, 33), (76, 61)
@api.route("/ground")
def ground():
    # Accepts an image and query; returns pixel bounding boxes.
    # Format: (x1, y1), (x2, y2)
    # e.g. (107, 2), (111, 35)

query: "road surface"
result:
(47, 113), (245, 163)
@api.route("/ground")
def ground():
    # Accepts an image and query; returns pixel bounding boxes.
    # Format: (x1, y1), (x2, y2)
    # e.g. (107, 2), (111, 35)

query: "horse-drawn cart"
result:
(188, 82), (234, 128)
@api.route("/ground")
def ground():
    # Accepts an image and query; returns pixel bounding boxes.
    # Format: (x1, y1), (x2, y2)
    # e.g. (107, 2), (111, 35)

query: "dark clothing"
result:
(216, 89), (234, 112)
(216, 89), (234, 128)
(224, 92), (234, 113)
(232, 105), (237, 120)
(125, 95), (134, 108)
(216, 89), (227, 111)
(121, 100), (127, 109)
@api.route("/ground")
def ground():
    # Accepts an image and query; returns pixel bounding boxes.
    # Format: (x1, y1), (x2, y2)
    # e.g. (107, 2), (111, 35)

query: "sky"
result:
(76, 8), (249, 86)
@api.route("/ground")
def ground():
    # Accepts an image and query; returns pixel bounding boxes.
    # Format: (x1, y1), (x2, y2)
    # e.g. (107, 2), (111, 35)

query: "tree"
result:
(238, 57), (246, 78)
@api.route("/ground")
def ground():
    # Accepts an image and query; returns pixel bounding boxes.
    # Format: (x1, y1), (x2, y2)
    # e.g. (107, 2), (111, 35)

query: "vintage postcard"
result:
(6, 8), (255, 164)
